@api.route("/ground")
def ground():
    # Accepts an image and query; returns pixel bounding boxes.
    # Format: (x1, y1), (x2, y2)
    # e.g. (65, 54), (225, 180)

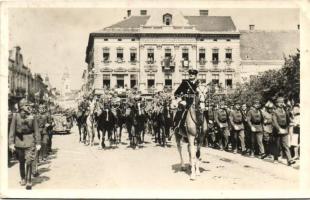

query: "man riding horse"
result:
(173, 68), (208, 180)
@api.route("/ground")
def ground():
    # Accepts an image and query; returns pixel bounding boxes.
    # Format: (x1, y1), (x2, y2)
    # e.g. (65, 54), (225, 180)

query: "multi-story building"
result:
(85, 9), (241, 96)
(240, 25), (299, 82)
(8, 46), (49, 109)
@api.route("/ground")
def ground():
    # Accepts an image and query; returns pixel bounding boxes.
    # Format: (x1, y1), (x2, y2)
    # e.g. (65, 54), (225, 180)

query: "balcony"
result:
(212, 59), (219, 65)
(224, 59), (233, 65)
(146, 58), (155, 64)
(198, 59), (207, 66)
(129, 60), (138, 65)
(161, 58), (175, 72)
(164, 85), (173, 93)
(115, 58), (125, 63)
(102, 59), (111, 65)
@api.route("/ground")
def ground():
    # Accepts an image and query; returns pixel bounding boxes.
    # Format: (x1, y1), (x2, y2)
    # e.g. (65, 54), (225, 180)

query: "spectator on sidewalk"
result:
(9, 98), (41, 190)
(247, 100), (264, 158)
(272, 97), (295, 166)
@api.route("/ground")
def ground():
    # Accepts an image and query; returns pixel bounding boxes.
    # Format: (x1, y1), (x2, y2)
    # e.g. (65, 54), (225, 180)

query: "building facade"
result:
(85, 9), (241, 96)
(85, 9), (299, 96)
(8, 46), (49, 109)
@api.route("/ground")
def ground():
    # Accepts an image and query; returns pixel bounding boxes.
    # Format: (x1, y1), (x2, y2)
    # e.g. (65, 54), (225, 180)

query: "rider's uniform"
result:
(173, 79), (199, 129)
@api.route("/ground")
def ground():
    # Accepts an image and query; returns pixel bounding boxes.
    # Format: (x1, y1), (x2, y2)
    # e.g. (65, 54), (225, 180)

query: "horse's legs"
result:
(78, 125), (82, 142)
(119, 124), (123, 143)
(188, 135), (196, 180)
(101, 128), (106, 149)
(175, 133), (185, 170)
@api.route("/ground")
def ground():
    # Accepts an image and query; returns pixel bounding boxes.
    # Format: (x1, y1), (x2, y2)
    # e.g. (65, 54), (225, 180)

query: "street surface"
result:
(8, 125), (299, 190)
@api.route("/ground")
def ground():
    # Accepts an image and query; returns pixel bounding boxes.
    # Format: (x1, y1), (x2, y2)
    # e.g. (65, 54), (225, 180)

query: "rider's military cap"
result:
(188, 69), (198, 75)
(134, 95), (142, 101)
(265, 101), (274, 108)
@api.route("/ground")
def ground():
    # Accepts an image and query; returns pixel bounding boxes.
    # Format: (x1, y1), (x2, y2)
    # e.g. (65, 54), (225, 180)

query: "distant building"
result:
(240, 26), (299, 82)
(85, 9), (240, 96)
(84, 9), (299, 96)
(60, 68), (71, 98)
(8, 46), (48, 110)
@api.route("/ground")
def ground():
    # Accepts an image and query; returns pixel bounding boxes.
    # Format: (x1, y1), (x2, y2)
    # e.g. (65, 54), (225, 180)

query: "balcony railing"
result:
(115, 58), (125, 63)
(198, 59), (207, 65)
(161, 58), (175, 72)
(146, 58), (155, 64)
(130, 60), (138, 65)
(212, 59), (219, 65)
(224, 59), (233, 65)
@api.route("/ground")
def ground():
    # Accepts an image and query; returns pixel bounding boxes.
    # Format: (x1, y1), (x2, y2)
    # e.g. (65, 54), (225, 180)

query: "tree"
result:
(230, 50), (300, 105)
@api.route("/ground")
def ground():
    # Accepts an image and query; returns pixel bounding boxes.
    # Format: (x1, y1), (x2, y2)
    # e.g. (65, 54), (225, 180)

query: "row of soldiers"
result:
(206, 97), (300, 166)
(8, 98), (56, 190)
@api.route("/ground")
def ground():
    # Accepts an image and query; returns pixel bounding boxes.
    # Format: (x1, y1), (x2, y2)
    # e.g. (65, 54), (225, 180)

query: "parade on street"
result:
(5, 7), (301, 194)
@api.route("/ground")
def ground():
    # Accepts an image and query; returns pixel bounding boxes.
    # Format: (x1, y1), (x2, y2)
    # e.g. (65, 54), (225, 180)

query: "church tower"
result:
(61, 67), (71, 98)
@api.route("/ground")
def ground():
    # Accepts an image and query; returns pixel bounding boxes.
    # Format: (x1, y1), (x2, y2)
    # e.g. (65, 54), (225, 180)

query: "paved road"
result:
(8, 125), (299, 190)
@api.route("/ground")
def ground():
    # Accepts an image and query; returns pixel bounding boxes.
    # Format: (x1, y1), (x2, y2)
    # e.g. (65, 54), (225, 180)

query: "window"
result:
(213, 38), (218, 42)
(225, 74), (233, 88)
(182, 48), (189, 61)
(165, 48), (172, 59)
(104, 38), (108, 41)
(200, 38), (204, 41)
(103, 74), (110, 88)
(116, 48), (123, 61)
(163, 13), (172, 26)
(225, 49), (232, 60)
(131, 38), (135, 41)
(147, 74), (155, 88)
(199, 48), (206, 63)
(130, 48), (137, 62)
(116, 75), (124, 88)
(103, 47), (110, 61)
(212, 49), (219, 64)
(226, 39), (231, 42)
(147, 48), (154, 63)
(212, 74), (219, 85)
(140, 10), (147, 15)
(117, 38), (122, 41)
(130, 74), (138, 88)
(199, 74), (206, 84)
(164, 74), (172, 87)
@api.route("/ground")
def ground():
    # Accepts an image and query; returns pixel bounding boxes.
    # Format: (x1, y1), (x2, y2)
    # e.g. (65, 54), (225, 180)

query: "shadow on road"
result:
(171, 163), (209, 175)
(32, 176), (50, 187)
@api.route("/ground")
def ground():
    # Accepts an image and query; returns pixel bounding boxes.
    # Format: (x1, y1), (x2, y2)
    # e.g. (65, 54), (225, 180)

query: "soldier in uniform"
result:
(229, 101), (246, 154)
(205, 102), (217, 148)
(272, 97), (295, 165)
(37, 104), (49, 162)
(215, 101), (230, 151)
(9, 98), (41, 190)
(247, 100), (264, 158)
(261, 101), (274, 159)
(173, 69), (199, 131)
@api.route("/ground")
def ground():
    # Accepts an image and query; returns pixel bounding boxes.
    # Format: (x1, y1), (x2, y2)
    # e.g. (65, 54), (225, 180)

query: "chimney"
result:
(140, 10), (147, 16)
(249, 24), (255, 31)
(127, 10), (131, 17)
(297, 24), (300, 30)
(199, 10), (209, 16)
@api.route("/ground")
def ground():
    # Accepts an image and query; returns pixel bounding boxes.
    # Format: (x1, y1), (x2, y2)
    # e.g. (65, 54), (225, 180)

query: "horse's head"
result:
(196, 84), (208, 111)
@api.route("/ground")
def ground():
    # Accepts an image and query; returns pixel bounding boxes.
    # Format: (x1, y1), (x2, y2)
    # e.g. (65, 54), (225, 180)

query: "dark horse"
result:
(113, 102), (127, 144)
(97, 107), (116, 149)
(130, 102), (146, 148)
(74, 110), (88, 143)
(152, 104), (166, 147)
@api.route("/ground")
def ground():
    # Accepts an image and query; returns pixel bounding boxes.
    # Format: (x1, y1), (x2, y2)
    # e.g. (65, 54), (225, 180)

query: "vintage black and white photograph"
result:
(0, 0), (309, 198)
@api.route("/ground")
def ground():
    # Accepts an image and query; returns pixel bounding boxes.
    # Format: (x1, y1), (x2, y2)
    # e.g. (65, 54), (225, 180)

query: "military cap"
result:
(253, 100), (260, 105)
(134, 95), (142, 101)
(188, 69), (198, 75)
(265, 101), (274, 108)
(19, 98), (29, 108)
(276, 97), (285, 103)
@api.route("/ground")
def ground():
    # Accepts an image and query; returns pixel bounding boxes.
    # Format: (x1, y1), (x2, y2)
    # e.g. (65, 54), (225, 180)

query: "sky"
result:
(8, 8), (299, 90)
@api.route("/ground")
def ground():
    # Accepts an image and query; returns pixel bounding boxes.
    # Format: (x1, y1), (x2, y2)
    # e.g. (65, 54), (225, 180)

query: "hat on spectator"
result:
(276, 97), (285, 103)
